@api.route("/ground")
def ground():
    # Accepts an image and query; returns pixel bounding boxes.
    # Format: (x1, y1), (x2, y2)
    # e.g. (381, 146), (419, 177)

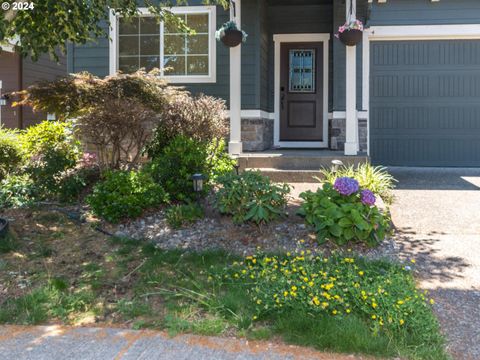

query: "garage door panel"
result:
(370, 40), (480, 167)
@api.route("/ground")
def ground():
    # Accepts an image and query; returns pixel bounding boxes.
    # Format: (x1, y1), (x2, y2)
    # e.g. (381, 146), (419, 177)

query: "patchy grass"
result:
(0, 207), (448, 360)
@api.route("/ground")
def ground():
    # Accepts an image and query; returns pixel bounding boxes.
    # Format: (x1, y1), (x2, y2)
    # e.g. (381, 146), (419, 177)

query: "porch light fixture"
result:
(192, 173), (206, 193)
(331, 159), (344, 173)
(0, 96), (7, 106)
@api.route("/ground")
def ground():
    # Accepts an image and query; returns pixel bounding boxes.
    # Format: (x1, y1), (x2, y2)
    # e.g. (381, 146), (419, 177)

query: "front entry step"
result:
(237, 150), (369, 183)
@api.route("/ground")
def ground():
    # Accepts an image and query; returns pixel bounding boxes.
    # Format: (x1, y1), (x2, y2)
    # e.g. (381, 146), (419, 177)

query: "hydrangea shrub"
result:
(298, 177), (390, 247)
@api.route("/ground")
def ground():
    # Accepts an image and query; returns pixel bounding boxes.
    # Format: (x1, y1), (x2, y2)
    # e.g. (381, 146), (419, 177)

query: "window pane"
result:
(164, 34), (186, 55)
(187, 14), (208, 33)
(164, 56), (186, 75)
(119, 17), (139, 35)
(140, 56), (160, 72)
(165, 14), (186, 33)
(140, 17), (159, 34)
(140, 35), (159, 56)
(119, 57), (139, 73)
(119, 36), (139, 56)
(187, 56), (209, 75)
(187, 34), (208, 55)
(289, 49), (316, 93)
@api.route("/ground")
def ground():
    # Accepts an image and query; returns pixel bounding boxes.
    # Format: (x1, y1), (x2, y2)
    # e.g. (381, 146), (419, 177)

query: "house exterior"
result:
(0, 46), (67, 129)
(68, 0), (480, 167)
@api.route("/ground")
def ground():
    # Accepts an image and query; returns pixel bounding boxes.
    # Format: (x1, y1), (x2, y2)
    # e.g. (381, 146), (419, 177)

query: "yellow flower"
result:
(332, 310), (338, 315)
(410, 259), (416, 264)
(308, 281), (314, 287)
(371, 315), (377, 319)
(358, 271), (364, 276)
(372, 302), (378, 309)
(252, 259), (257, 264)
(397, 300), (404, 305)
(256, 299), (262, 305)
(346, 308), (351, 314)
(312, 296), (320, 306)
(321, 302), (329, 308)
(303, 277), (309, 282)
(430, 299), (435, 305)
(284, 291), (289, 297)
(253, 316), (258, 320)
(291, 285), (298, 291)
(399, 319), (405, 325)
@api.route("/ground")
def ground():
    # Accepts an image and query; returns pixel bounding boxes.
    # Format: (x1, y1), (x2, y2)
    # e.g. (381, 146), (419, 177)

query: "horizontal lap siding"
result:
(370, 40), (480, 167)
(369, 0), (480, 26)
(0, 52), (20, 128)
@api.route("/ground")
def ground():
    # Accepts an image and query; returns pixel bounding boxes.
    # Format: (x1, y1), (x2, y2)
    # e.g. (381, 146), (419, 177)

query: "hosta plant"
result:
(215, 171), (290, 225)
(298, 177), (390, 247)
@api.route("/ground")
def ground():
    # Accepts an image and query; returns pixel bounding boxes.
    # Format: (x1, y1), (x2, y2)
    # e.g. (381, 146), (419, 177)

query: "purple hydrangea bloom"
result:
(360, 189), (376, 206)
(333, 177), (359, 196)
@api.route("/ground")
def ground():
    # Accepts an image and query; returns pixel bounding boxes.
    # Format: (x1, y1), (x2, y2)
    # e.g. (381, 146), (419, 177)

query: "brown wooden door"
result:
(280, 42), (324, 142)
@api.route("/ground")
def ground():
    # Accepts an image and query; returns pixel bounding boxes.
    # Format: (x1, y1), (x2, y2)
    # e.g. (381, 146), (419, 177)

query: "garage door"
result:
(370, 40), (480, 166)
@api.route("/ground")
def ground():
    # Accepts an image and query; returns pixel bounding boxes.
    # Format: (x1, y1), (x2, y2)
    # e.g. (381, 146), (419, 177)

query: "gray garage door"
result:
(370, 40), (480, 167)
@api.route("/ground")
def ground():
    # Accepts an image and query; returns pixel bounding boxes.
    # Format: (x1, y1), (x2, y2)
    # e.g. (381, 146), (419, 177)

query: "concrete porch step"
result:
(246, 168), (324, 183)
(238, 151), (368, 170)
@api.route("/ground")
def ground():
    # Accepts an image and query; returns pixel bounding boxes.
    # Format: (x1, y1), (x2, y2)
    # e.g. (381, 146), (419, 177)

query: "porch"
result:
(237, 149), (368, 183)
(228, 0), (362, 158)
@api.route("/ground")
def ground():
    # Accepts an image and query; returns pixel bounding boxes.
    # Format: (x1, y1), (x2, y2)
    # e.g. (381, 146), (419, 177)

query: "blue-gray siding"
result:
(370, 40), (480, 167)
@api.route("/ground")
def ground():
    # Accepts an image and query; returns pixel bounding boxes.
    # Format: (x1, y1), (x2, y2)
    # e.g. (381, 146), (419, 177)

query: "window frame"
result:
(109, 6), (217, 83)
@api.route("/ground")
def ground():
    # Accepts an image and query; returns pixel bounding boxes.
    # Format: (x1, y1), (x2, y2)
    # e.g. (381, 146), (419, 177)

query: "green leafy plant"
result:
(298, 179), (390, 247)
(215, 171), (290, 225)
(320, 163), (397, 204)
(148, 136), (235, 202)
(0, 127), (24, 181)
(0, 174), (38, 208)
(226, 251), (445, 358)
(21, 120), (80, 196)
(166, 203), (204, 229)
(86, 169), (169, 223)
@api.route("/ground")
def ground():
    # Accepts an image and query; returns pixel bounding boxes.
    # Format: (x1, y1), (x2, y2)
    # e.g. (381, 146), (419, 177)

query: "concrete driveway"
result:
(388, 167), (480, 360)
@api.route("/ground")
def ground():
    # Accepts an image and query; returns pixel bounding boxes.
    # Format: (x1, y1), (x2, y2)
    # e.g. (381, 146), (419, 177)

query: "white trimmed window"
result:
(110, 6), (216, 83)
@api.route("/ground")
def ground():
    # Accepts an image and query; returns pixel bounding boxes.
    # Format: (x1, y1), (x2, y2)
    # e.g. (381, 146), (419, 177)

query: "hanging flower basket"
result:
(0, 217), (9, 239)
(336, 20), (364, 47)
(216, 21), (248, 48)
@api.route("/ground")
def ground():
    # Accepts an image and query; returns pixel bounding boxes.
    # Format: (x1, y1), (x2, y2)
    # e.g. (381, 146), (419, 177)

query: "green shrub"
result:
(0, 127), (24, 181)
(298, 178), (390, 247)
(0, 174), (38, 208)
(86, 170), (169, 223)
(166, 203), (204, 229)
(148, 136), (235, 202)
(226, 252), (444, 357)
(215, 171), (290, 225)
(22, 121), (80, 195)
(145, 94), (228, 158)
(58, 167), (100, 203)
(321, 163), (397, 204)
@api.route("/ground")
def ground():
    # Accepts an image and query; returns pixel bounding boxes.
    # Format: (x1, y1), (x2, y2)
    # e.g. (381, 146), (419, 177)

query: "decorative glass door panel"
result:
(289, 49), (316, 93)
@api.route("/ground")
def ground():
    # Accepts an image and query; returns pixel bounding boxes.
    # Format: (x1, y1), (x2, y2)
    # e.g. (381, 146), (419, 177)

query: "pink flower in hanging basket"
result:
(335, 19), (364, 38)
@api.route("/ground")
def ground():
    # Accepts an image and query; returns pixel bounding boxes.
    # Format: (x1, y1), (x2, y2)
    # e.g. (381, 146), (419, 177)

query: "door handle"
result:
(281, 87), (285, 110)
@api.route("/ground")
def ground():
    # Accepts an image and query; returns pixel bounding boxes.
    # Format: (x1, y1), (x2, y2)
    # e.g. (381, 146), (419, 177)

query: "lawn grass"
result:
(0, 208), (449, 360)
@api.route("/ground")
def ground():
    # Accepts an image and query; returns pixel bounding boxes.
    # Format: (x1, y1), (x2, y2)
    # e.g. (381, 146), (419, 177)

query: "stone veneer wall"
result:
(241, 118), (274, 151)
(329, 118), (368, 153)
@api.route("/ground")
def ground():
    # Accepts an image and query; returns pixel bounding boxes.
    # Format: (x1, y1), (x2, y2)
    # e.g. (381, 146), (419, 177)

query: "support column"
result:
(228, 0), (243, 155)
(344, 0), (359, 156)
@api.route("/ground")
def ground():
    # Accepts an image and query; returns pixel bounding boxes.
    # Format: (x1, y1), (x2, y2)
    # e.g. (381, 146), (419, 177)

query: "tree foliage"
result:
(0, 0), (228, 60)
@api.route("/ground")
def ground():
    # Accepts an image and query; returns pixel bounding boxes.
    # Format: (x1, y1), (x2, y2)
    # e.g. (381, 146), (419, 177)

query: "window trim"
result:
(109, 6), (217, 83)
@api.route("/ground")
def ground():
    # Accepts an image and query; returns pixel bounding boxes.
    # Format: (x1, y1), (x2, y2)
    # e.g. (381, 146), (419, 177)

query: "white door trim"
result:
(273, 33), (330, 148)
(362, 24), (480, 155)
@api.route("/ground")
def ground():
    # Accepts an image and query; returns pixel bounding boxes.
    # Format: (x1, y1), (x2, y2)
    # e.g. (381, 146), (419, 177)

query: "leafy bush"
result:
(298, 177), (390, 247)
(145, 94), (228, 158)
(86, 170), (169, 223)
(17, 71), (187, 170)
(226, 251), (444, 355)
(22, 120), (80, 195)
(0, 127), (24, 181)
(321, 163), (397, 204)
(166, 203), (204, 229)
(148, 136), (235, 201)
(215, 171), (290, 225)
(58, 153), (100, 203)
(0, 174), (38, 208)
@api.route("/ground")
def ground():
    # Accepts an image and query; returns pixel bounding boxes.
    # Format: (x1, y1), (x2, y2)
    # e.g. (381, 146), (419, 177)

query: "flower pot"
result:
(339, 29), (363, 46)
(221, 29), (243, 47)
(0, 218), (9, 238)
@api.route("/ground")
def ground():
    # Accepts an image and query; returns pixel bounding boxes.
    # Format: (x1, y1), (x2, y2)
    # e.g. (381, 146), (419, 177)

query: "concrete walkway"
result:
(0, 325), (369, 360)
(388, 167), (480, 360)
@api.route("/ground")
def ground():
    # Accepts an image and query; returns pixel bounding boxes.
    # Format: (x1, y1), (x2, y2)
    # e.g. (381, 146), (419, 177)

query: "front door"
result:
(280, 42), (324, 142)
